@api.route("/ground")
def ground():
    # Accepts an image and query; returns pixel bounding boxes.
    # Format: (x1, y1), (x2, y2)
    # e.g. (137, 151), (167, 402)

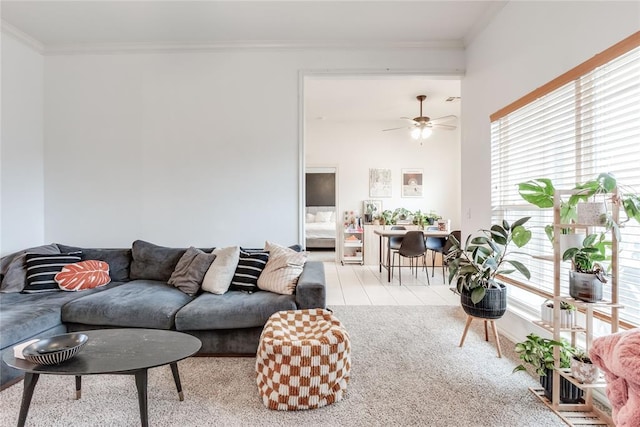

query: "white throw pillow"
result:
(306, 213), (315, 223)
(315, 211), (332, 223)
(258, 241), (307, 295)
(201, 246), (240, 294)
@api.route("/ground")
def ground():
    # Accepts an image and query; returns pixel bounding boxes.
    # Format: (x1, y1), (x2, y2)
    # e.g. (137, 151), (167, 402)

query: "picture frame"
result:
(369, 168), (392, 198)
(402, 168), (423, 197)
(363, 200), (382, 217)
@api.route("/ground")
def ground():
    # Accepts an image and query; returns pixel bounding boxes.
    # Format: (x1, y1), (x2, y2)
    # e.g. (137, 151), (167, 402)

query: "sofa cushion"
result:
(57, 244), (132, 282)
(0, 282), (122, 349)
(130, 240), (188, 282)
(174, 290), (297, 330)
(55, 260), (111, 291)
(168, 247), (216, 296)
(0, 244), (61, 293)
(202, 246), (240, 295)
(61, 279), (193, 330)
(258, 241), (307, 295)
(229, 250), (269, 293)
(23, 252), (83, 293)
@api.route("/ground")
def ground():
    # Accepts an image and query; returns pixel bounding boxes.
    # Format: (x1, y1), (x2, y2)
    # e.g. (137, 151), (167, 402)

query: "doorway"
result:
(304, 167), (338, 258)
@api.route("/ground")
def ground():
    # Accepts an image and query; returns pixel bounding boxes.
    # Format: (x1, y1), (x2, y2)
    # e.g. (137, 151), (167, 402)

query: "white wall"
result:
(1, 35), (44, 256)
(462, 1), (640, 340)
(42, 48), (464, 248)
(461, 1), (640, 239)
(306, 118), (461, 228)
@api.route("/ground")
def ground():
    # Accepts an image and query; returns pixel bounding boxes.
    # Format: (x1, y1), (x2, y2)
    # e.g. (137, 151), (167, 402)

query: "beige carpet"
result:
(0, 306), (566, 426)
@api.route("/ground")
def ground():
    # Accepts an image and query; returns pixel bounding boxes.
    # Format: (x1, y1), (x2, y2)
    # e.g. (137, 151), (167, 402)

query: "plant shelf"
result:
(528, 387), (613, 426)
(556, 368), (607, 389)
(533, 320), (585, 334)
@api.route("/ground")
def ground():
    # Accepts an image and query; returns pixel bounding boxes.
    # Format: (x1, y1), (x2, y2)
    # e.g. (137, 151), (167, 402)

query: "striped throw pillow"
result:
(229, 250), (269, 293)
(24, 252), (83, 293)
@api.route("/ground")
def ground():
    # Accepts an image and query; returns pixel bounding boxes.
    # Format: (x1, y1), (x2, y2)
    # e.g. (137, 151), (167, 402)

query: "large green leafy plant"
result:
(447, 217), (532, 304)
(513, 333), (576, 376)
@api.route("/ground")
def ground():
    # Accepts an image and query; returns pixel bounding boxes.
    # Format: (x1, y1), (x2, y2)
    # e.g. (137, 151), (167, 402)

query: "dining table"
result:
(374, 228), (451, 282)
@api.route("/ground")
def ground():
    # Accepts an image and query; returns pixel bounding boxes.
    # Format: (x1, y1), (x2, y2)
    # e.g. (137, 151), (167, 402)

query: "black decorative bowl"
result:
(22, 333), (88, 365)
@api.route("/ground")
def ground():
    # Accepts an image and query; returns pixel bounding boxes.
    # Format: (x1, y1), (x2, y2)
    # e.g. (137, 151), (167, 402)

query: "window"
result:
(490, 33), (640, 328)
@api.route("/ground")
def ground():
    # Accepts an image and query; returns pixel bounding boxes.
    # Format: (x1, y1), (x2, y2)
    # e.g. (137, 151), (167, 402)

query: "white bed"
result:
(305, 206), (337, 249)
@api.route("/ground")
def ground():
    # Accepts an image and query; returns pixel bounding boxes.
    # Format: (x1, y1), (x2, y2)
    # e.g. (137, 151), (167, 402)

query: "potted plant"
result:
(364, 201), (379, 223)
(380, 210), (393, 226)
(513, 333), (583, 403)
(570, 348), (599, 384)
(412, 210), (427, 229)
(519, 173), (640, 242)
(518, 178), (582, 253)
(562, 233), (610, 302)
(392, 207), (412, 224)
(425, 211), (442, 225)
(540, 300), (576, 328)
(447, 217), (532, 319)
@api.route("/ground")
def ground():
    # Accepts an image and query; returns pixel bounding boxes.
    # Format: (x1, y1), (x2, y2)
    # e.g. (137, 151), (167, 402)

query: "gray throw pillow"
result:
(0, 244), (61, 293)
(129, 240), (188, 282)
(168, 247), (216, 296)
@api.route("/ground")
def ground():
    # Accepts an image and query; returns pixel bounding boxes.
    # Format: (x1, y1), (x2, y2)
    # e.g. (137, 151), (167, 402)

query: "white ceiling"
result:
(305, 76), (461, 122)
(1, 1), (505, 50)
(1, 1), (480, 124)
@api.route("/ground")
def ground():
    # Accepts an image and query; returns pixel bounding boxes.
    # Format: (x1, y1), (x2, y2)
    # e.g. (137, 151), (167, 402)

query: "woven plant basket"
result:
(460, 282), (507, 319)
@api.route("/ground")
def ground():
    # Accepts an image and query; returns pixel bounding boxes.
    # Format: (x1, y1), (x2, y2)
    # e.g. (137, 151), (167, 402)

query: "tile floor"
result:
(307, 250), (459, 307)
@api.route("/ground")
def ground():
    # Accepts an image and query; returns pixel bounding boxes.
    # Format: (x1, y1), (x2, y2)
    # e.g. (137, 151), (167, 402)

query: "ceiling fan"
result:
(382, 95), (457, 140)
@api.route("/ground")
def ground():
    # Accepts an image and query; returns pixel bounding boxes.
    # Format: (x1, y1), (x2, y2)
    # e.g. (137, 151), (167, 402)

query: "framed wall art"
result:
(402, 168), (423, 197)
(369, 168), (392, 198)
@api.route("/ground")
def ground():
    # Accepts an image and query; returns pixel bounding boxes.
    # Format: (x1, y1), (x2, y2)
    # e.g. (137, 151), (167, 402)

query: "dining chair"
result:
(393, 231), (429, 286)
(388, 225), (406, 270)
(425, 226), (448, 280)
(442, 230), (462, 275)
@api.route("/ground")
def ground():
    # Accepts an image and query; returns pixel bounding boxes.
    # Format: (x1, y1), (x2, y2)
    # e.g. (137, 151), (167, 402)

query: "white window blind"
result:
(490, 39), (640, 328)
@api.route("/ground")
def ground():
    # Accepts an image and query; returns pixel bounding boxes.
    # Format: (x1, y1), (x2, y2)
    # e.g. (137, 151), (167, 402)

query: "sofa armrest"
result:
(295, 261), (326, 309)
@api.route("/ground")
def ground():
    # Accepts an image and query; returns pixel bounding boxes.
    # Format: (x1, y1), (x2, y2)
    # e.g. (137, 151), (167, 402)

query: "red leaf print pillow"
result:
(55, 260), (111, 291)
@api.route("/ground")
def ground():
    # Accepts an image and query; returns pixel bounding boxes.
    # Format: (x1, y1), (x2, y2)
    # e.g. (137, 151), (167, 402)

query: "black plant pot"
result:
(364, 214), (373, 223)
(460, 283), (507, 319)
(540, 368), (583, 403)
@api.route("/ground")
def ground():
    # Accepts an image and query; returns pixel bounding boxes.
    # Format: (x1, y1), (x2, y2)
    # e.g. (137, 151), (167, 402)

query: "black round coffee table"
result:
(3, 329), (201, 427)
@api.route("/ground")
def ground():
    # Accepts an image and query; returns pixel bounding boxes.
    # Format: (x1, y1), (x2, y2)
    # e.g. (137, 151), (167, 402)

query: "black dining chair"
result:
(388, 225), (406, 269)
(425, 226), (448, 280)
(393, 231), (429, 286)
(442, 230), (462, 276)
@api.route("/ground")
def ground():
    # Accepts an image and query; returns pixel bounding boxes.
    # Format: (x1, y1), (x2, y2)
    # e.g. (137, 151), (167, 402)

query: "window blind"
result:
(490, 36), (640, 328)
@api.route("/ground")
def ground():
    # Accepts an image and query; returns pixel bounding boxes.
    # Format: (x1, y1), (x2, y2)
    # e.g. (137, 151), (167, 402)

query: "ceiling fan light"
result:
(421, 128), (433, 139)
(411, 128), (421, 139)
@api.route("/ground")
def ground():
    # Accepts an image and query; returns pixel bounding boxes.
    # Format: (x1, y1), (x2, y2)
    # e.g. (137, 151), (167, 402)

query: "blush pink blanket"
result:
(589, 328), (640, 427)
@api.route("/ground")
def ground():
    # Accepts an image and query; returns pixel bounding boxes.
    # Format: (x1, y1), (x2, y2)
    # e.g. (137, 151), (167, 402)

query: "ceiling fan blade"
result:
(382, 126), (410, 132)
(431, 123), (457, 130)
(430, 115), (458, 125)
(400, 116), (418, 123)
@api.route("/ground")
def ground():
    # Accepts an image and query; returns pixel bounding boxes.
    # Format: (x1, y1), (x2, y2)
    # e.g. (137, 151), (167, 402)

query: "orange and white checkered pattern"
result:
(256, 309), (351, 410)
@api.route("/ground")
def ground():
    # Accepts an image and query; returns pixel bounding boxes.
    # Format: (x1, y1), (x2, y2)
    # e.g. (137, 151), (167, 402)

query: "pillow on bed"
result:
(315, 211), (333, 223)
(306, 213), (315, 223)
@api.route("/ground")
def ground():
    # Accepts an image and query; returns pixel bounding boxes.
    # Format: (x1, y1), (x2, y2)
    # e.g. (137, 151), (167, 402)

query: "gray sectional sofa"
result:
(0, 241), (326, 388)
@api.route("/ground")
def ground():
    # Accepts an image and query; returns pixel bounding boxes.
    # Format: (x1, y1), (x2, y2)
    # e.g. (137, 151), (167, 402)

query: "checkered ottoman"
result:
(256, 308), (351, 410)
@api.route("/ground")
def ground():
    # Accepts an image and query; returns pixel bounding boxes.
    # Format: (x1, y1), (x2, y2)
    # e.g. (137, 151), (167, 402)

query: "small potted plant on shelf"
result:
(447, 217), (532, 319)
(412, 210), (427, 229)
(570, 348), (599, 384)
(562, 233), (610, 302)
(518, 173), (640, 244)
(392, 207), (412, 224)
(513, 333), (583, 403)
(364, 201), (378, 224)
(379, 210), (393, 226)
(540, 300), (576, 328)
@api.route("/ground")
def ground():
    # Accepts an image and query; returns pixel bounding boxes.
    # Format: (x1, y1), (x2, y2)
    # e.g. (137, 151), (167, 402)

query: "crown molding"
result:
(1, 20), (45, 53)
(42, 39), (465, 56)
